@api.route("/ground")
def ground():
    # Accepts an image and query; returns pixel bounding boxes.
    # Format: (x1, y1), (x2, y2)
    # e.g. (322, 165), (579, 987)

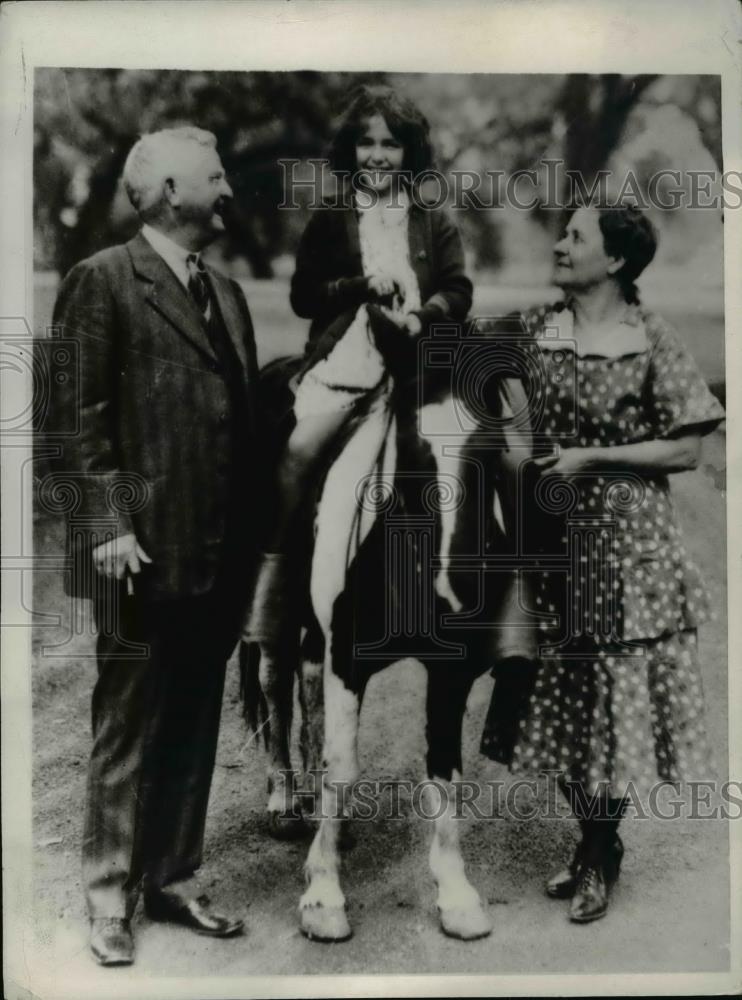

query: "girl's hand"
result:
(378, 302), (420, 335)
(368, 273), (405, 301)
(533, 447), (594, 478)
(403, 313), (422, 335)
(378, 303), (407, 330)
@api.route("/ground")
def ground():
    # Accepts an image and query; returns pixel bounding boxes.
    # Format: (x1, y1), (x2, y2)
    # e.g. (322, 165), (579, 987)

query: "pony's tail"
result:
(239, 640), (270, 749)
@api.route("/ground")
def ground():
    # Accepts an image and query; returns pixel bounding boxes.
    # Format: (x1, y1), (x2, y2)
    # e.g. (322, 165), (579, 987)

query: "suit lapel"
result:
(127, 233), (219, 364)
(206, 269), (249, 373)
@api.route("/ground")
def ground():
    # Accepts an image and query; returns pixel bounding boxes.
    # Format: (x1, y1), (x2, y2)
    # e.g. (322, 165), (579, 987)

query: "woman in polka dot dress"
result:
(481, 204), (725, 923)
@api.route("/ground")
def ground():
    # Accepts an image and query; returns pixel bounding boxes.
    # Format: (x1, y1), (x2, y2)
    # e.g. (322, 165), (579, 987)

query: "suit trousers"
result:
(82, 574), (245, 919)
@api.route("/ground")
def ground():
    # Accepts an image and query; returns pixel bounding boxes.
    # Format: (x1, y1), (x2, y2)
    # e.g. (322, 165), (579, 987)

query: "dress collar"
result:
(536, 299), (648, 358)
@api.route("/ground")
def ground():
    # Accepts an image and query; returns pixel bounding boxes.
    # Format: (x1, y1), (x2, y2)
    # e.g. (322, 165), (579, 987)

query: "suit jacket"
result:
(51, 232), (261, 601)
(289, 199), (473, 362)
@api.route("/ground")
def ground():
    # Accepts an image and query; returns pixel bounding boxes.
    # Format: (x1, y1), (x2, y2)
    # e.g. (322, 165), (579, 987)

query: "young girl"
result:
(247, 84), (473, 644)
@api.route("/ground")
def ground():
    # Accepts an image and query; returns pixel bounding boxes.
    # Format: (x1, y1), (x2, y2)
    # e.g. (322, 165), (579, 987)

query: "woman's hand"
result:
(533, 447), (595, 478)
(534, 435), (702, 479)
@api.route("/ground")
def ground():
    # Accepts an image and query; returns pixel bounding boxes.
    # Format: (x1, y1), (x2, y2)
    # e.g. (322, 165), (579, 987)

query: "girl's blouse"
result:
(357, 194), (421, 312)
(289, 195), (473, 356)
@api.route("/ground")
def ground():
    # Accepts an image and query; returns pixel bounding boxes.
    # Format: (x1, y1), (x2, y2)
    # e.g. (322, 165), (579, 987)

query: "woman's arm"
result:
(535, 433), (702, 478)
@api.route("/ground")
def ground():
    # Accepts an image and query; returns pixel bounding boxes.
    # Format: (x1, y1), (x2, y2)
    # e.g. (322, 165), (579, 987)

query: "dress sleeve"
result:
(646, 316), (725, 438)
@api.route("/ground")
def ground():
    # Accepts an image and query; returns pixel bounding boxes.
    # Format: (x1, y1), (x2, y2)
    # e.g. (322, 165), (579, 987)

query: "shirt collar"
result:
(141, 224), (197, 288)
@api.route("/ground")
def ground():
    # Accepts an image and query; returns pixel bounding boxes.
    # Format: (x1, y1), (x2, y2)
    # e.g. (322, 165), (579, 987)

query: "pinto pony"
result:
(241, 316), (536, 942)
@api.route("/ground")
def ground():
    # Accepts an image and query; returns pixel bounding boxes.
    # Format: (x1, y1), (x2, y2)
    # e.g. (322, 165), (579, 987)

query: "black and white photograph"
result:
(2, 1), (741, 997)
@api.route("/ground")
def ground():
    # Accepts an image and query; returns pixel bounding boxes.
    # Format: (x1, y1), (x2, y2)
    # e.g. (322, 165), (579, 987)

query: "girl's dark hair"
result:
(329, 84), (434, 180)
(597, 206), (658, 304)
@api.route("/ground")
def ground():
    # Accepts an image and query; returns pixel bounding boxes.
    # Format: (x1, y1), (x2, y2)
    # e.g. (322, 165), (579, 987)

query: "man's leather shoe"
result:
(144, 890), (244, 937)
(89, 918), (134, 966)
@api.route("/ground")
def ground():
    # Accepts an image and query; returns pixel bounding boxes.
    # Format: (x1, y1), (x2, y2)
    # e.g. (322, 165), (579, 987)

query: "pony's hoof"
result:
(300, 905), (353, 942)
(267, 810), (310, 841)
(439, 904), (493, 941)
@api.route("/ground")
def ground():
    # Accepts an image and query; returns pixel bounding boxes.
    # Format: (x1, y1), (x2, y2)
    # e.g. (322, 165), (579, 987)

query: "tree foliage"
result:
(34, 70), (722, 275)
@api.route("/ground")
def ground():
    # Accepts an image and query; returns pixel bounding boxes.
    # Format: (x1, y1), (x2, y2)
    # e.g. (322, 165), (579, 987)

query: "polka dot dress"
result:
(481, 303), (725, 797)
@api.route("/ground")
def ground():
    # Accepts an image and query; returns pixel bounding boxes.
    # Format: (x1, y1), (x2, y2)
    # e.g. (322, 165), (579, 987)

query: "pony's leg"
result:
(298, 656), (360, 942)
(297, 641), (324, 826)
(424, 662), (492, 940)
(298, 655), (324, 777)
(257, 637), (308, 839)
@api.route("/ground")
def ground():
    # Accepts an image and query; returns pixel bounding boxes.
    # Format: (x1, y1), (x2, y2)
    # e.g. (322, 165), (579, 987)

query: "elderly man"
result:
(52, 127), (260, 965)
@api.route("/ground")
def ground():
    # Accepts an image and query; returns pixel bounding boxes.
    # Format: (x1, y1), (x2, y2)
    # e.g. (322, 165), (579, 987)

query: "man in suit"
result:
(52, 127), (260, 966)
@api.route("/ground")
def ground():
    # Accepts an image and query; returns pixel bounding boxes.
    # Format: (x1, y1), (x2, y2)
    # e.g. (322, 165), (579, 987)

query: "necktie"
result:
(186, 253), (211, 316)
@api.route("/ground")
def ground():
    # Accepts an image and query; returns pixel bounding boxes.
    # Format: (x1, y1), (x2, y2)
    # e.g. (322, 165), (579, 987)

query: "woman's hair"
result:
(329, 84), (434, 180)
(597, 206), (658, 304)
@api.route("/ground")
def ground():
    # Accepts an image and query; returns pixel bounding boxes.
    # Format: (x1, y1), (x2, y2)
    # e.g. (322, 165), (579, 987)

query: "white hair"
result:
(122, 127), (217, 219)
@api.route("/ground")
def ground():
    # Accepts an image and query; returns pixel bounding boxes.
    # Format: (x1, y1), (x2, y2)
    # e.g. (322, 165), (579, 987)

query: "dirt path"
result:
(23, 428), (731, 994)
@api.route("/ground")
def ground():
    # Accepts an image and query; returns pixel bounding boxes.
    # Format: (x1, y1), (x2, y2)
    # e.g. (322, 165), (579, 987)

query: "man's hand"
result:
(92, 533), (153, 593)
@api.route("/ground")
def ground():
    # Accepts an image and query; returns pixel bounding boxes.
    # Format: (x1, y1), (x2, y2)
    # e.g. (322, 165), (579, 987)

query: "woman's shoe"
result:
(546, 834), (623, 901)
(568, 836), (624, 923)
(243, 552), (291, 646)
(545, 841), (585, 899)
(569, 862), (609, 923)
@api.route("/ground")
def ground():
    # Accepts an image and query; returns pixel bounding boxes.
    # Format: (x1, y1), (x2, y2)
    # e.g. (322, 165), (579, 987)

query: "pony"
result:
(240, 315), (538, 942)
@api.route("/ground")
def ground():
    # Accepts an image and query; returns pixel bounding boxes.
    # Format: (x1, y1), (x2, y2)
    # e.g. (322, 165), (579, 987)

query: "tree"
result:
(34, 68), (386, 276)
